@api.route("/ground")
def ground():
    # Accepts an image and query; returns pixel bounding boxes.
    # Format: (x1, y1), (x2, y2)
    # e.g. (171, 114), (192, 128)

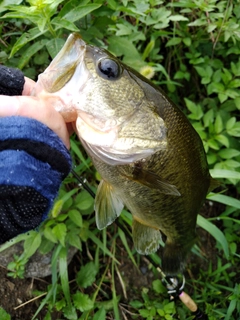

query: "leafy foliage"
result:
(0, 0), (240, 319)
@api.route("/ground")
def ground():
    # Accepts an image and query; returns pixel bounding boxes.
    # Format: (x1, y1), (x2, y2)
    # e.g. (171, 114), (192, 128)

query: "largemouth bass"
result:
(34, 33), (214, 274)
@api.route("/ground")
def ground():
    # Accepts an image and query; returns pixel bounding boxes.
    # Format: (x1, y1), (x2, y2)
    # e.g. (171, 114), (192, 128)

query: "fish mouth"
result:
(76, 112), (118, 147)
(33, 33), (89, 122)
(78, 110), (118, 132)
(35, 33), (87, 93)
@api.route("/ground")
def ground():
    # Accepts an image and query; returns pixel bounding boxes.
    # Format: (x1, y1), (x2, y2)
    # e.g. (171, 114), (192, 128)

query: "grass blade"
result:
(197, 215), (229, 259)
(59, 246), (71, 304)
(207, 192), (240, 209)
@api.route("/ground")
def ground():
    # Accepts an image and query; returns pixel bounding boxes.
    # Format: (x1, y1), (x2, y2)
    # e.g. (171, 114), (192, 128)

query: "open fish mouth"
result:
(37, 33), (87, 93)
(32, 34), (89, 122)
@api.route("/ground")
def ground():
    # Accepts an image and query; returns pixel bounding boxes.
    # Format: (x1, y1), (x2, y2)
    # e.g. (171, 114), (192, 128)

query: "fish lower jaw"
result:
(76, 116), (117, 147)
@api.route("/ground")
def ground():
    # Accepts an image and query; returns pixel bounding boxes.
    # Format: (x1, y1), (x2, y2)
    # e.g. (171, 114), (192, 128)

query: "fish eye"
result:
(97, 58), (121, 80)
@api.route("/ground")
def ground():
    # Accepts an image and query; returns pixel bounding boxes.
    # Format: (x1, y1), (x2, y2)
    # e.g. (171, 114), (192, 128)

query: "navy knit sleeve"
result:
(0, 117), (72, 244)
(0, 65), (25, 96)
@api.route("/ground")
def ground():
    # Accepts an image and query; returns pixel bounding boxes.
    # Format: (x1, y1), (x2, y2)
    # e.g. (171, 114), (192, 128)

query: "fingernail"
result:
(0, 96), (19, 116)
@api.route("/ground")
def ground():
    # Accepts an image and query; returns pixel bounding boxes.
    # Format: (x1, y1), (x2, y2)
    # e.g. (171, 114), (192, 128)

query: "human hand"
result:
(0, 77), (72, 149)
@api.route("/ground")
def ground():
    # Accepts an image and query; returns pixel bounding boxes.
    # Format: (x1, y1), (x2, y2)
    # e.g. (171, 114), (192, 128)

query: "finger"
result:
(22, 77), (36, 95)
(0, 95), (70, 149)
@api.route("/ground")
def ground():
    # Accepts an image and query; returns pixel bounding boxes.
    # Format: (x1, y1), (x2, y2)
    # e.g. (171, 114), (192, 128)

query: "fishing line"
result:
(71, 169), (96, 199)
(71, 169), (208, 320)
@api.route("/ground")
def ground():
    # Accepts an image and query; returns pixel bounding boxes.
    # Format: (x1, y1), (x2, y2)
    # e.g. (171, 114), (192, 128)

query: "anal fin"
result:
(132, 218), (161, 255)
(95, 180), (124, 230)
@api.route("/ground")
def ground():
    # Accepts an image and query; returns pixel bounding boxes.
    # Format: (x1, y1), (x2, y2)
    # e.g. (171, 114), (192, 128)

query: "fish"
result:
(33, 33), (214, 274)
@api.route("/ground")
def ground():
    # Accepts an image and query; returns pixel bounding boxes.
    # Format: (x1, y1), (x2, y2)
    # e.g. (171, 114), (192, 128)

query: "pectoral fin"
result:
(120, 166), (180, 196)
(132, 218), (161, 255)
(95, 180), (124, 230)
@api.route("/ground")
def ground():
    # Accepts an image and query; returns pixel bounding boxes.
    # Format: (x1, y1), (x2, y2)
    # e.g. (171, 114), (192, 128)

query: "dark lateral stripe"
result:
(0, 139), (70, 178)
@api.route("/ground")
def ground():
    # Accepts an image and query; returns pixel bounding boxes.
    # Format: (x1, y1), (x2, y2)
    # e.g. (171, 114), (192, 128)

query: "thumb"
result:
(0, 95), (70, 149)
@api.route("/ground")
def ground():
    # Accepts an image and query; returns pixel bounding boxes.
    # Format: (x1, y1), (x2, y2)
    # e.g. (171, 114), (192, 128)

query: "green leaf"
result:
(76, 262), (98, 288)
(197, 215), (229, 259)
(207, 139), (220, 150)
(39, 238), (55, 255)
(210, 168), (240, 180)
(93, 307), (106, 320)
(10, 27), (47, 57)
(169, 15), (188, 21)
(62, 304), (78, 320)
(63, 3), (102, 22)
(215, 134), (229, 148)
(227, 122), (240, 137)
(108, 35), (143, 68)
(33, 50), (49, 65)
(234, 97), (240, 110)
(207, 81), (224, 95)
(174, 70), (186, 80)
(130, 300), (144, 308)
(164, 301), (175, 314)
(221, 68), (232, 85)
(218, 148), (240, 159)
(203, 109), (214, 127)
(214, 114), (223, 134)
(0, 12), (38, 21)
(224, 159), (240, 169)
(23, 231), (42, 259)
(0, 307), (11, 320)
(51, 17), (80, 32)
(67, 232), (82, 250)
(188, 18), (206, 26)
(73, 291), (94, 311)
(51, 199), (63, 218)
(207, 153), (217, 165)
(75, 190), (94, 215)
(116, 23), (133, 36)
(142, 40), (155, 61)
(152, 279), (166, 294)
(226, 117), (236, 130)
(139, 309), (150, 317)
(184, 98), (203, 119)
(44, 226), (58, 243)
(52, 223), (67, 246)
(18, 39), (48, 69)
(213, 69), (222, 82)
(69, 209), (82, 227)
(44, 0), (66, 18)
(60, 188), (79, 205)
(46, 38), (66, 59)
(166, 37), (182, 47)
(183, 37), (191, 46)
(228, 79), (240, 88)
(55, 299), (66, 311)
(0, 0), (22, 13)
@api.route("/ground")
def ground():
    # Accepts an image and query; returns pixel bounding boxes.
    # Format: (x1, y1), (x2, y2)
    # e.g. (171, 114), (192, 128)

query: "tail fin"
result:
(162, 240), (195, 275)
